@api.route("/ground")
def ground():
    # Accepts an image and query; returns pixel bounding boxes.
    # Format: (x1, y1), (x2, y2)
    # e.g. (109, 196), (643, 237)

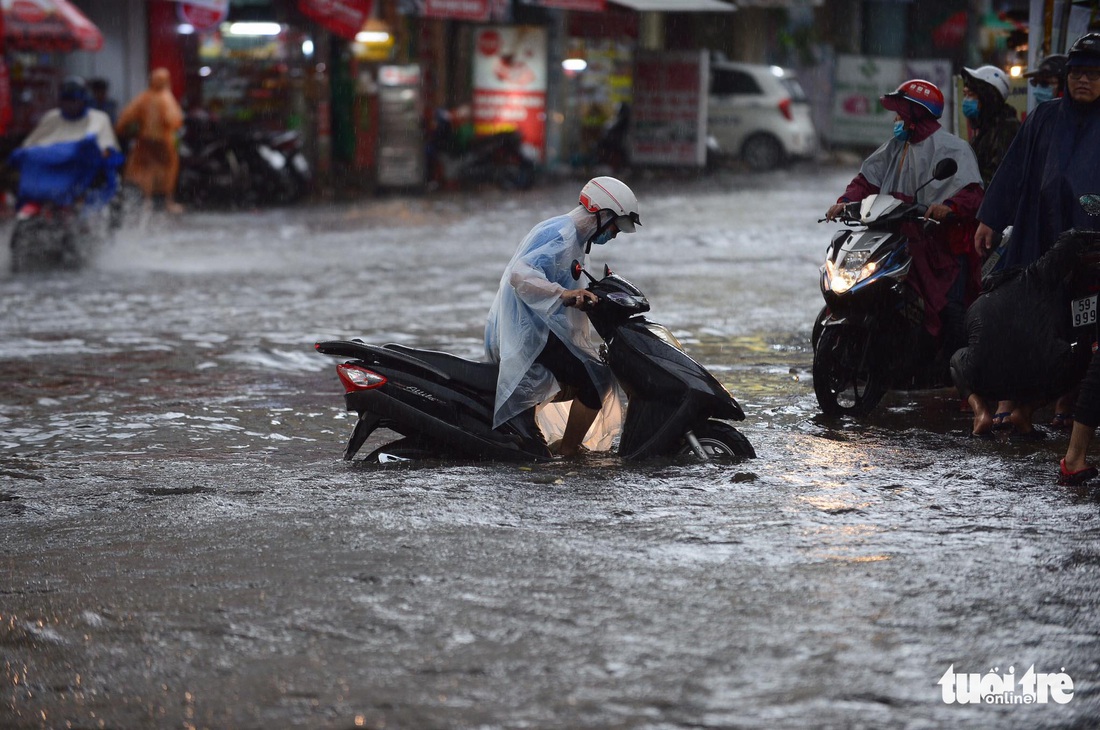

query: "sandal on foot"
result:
(1058, 459), (1098, 486)
(992, 412), (1012, 431)
(1051, 412), (1074, 430)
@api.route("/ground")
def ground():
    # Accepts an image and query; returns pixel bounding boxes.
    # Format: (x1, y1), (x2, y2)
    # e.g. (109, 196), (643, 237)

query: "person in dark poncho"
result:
(960, 65), (1020, 186)
(973, 34), (1100, 432)
(952, 229), (1098, 439)
(975, 34), (1100, 270)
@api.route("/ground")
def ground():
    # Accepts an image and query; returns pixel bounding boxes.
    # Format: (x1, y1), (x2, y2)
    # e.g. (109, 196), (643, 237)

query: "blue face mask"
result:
(962, 98), (980, 119)
(590, 227), (615, 247)
(1033, 85), (1055, 104)
(892, 120), (911, 142)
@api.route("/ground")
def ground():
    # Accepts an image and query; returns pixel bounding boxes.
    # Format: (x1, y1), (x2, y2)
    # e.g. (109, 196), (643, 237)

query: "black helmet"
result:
(59, 76), (88, 101)
(1023, 54), (1068, 79)
(1067, 33), (1100, 67)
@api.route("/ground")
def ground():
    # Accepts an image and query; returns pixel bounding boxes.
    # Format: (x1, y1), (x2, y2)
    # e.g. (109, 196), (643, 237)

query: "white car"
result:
(707, 60), (818, 171)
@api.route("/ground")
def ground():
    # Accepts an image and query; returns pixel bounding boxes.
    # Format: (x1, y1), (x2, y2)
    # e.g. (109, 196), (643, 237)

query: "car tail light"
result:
(336, 364), (387, 392)
(778, 98), (793, 121)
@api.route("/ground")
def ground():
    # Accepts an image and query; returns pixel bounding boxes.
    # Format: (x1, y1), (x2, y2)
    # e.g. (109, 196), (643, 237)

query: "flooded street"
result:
(2, 166), (1099, 728)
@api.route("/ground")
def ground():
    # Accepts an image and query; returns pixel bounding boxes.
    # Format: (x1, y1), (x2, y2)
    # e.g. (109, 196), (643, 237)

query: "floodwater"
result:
(1, 167), (1098, 729)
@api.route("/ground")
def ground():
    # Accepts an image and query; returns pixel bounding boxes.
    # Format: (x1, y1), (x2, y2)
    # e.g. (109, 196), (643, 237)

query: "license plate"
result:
(1072, 293), (1098, 328)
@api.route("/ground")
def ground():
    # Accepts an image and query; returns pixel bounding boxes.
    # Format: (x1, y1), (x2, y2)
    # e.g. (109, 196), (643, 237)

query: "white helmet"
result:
(579, 176), (641, 233)
(963, 65), (1011, 101)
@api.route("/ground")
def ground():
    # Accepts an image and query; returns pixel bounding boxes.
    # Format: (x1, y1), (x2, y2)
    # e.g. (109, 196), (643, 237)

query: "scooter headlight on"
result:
(825, 250), (877, 294)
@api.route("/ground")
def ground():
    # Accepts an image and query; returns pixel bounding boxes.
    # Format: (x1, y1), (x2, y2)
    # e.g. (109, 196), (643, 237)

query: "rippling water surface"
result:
(2, 168), (1098, 728)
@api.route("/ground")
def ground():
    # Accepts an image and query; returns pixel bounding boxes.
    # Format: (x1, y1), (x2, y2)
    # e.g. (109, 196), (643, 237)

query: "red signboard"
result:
(535, 0), (605, 11)
(297, 0), (372, 40)
(422, 0), (491, 22)
(472, 26), (547, 161)
(177, 0), (228, 31)
(1, 0), (104, 52)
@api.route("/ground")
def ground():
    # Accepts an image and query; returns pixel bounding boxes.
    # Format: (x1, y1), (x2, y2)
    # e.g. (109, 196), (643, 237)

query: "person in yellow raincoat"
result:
(116, 68), (184, 213)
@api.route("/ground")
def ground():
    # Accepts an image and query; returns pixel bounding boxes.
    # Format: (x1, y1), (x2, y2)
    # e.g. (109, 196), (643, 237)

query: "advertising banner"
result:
(472, 25), (547, 161)
(630, 50), (707, 167)
(177, 0), (228, 31)
(831, 54), (954, 146)
(297, 0), (373, 40)
(423, 0), (490, 22)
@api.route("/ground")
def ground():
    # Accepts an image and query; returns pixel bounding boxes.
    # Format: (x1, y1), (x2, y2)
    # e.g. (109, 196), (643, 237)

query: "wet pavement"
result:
(1, 166), (1099, 728)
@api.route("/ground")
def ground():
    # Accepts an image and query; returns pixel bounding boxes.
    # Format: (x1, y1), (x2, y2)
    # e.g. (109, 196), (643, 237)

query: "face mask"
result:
(892, 120), (911, 142)
(962, 98), (980, 119)
(1033, 85), (1055, 104)
(589, 227), (615, 247)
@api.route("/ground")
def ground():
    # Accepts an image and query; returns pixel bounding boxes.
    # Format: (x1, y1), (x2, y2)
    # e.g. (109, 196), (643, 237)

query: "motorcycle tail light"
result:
(778, 98), (793, 121)
(336, 364), (387, 393)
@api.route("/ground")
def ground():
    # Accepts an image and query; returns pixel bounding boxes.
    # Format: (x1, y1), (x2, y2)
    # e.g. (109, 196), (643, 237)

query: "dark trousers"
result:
(534, 332), (601, 410)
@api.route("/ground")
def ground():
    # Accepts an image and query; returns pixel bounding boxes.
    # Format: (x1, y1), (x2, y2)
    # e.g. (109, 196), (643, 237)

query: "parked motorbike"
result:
(7, 135), (122, 273)
(176, 115), (307, 208)
(811, 158), (959, 416)
(429, 108), (536, 191)
(316, 261), (754, 463)
(596, 102), (631, 171)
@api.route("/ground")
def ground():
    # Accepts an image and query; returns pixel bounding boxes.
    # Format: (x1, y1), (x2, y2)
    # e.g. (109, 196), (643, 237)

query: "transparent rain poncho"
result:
(485, 207), (624, 450)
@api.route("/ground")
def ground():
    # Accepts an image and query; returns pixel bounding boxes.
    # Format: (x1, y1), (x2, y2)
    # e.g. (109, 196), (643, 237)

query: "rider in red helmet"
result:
(826, 79), (985, 348)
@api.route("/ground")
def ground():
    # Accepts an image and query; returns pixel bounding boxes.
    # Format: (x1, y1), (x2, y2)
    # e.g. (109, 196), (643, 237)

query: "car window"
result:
(779, 77), (809, 103)
(711, 69), (762, 96)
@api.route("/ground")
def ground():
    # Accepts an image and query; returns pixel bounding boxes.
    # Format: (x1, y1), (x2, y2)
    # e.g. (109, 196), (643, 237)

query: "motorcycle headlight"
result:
(642, 322), (684, 350)
(825, 250), (878, 294)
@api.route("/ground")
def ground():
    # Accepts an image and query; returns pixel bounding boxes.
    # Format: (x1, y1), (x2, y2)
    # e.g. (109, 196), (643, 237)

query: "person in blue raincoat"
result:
(485, 176), (641, 457)
(975, 33), (1100, 270)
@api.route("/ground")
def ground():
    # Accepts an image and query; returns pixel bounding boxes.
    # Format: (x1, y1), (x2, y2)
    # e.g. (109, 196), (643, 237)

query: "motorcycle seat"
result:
(385, 344), (498, 393)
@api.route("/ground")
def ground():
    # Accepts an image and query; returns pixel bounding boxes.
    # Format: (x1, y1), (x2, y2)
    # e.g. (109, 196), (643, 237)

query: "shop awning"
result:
(1, 0), (103, 52)
(610, 0), (733, 11)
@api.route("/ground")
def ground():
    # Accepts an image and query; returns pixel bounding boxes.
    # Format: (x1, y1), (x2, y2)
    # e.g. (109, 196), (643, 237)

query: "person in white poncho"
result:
(485, 176), (641, 457)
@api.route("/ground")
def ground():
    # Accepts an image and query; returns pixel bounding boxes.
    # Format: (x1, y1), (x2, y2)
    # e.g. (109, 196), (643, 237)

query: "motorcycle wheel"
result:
(811, 304), (828, 352)
(10, 218), (65, 273)
(677, 420), (756, 460)
(813, 324), (888, 417)
(366, 437), (436, 464)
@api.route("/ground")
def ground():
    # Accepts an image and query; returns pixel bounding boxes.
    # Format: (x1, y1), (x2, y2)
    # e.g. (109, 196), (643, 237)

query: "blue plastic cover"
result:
(9, 135), (121, 207)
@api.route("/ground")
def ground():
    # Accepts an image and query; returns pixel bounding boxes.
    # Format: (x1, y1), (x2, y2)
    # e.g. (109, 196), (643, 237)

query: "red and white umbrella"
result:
(1, 0), (103, 53)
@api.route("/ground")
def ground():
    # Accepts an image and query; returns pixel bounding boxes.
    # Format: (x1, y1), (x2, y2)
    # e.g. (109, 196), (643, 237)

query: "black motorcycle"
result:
(812, 159), (959, 416)
(176, 115), (305, 208)
(315, 261), (754, 463)
(429, 109), (536, 191)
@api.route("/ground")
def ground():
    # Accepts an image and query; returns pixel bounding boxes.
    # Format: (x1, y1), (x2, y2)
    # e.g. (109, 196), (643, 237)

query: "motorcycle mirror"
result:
(604, 264), (613, 277)
(933, 158), (957, 181)
(1080, 194), (1100, 217)
(570, 259), (583, 281)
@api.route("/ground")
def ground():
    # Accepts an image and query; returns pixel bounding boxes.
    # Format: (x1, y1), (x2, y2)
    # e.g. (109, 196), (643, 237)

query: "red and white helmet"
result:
(881, 79), (945, 119)
(579, 176), (641, 232)
(963, 65), (1011, 101)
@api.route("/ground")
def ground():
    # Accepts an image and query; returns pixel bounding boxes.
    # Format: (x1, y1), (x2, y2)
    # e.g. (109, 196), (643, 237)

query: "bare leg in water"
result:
(557, 400), (599, 457)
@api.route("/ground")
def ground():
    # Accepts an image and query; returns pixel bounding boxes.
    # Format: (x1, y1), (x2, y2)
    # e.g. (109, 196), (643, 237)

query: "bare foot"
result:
(969, 394), (992, 436)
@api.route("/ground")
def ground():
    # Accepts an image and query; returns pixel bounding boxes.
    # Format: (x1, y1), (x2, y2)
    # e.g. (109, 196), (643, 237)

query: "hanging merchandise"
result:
(297, 0), (373, 40)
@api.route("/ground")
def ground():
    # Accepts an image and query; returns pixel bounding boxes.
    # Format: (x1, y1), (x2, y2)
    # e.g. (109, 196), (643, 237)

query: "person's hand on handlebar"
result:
(562, 288), (596, 309)
(924, 203), (954, 222)
(825, 202), (848, 221)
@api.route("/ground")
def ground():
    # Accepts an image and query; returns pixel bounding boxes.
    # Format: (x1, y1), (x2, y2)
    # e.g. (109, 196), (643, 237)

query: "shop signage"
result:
(630, 50), (708, 167)
(533, 0), (605, 11)
(297, 0), (373, 40)
(423, 0), (491, 22)
(176, 0), (228, 31)
(472, 25), (547, 161)
(830, 54), (953, 146)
